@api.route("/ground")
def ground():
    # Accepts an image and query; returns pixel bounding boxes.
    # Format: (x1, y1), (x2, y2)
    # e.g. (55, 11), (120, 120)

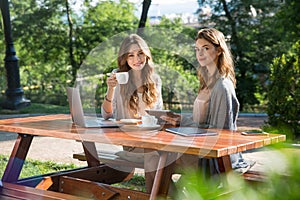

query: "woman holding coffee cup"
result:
(101, 33), (163, 120)
(101, 33), (163, 192)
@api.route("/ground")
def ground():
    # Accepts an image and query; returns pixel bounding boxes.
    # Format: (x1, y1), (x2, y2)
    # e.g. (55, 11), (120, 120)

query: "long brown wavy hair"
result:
(117, 34), (158, 115)
(196, 28), (236, 90)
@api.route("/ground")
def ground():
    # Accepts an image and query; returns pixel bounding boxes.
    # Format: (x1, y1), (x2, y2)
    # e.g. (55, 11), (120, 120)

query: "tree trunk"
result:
(65, 0), (79, 86)
(137, 0), (151, 35)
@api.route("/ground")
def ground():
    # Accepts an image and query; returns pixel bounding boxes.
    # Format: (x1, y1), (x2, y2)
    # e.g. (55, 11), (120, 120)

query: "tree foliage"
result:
(268, 41), (300, 138)
(0, 0), (138, 105)
(6, 0), (70, 104)
(267, 0), (300, 137)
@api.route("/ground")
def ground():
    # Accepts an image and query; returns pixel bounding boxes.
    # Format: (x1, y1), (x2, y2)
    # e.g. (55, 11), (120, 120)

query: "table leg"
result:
(149, 152), (177, 200)
(217, 155), (232, 173)
(1, 134), (33, 183)
(157, 152), (177, 196)
(81, 141), (101, 167)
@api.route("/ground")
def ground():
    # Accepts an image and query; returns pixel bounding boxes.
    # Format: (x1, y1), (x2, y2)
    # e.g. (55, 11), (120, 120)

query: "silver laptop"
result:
(66, 87), (120, 128)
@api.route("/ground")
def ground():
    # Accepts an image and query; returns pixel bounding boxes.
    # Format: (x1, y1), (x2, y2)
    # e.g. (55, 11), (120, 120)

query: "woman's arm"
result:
(101, 70), (118, 119)
(101, 87), (115, 120)
(152, 73), (163, 110)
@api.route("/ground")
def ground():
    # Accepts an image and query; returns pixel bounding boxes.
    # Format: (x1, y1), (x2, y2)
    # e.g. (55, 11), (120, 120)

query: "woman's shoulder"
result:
(213, 77), (235, 93)
(216, 77), (234, 86)
(151, 72), (162, 82)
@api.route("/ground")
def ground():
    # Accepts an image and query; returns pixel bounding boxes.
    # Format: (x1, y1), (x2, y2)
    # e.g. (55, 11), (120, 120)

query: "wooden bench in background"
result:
(73, 151), (144, 169)
(73, 151), (267, 185)
(243, 170), (267, 183)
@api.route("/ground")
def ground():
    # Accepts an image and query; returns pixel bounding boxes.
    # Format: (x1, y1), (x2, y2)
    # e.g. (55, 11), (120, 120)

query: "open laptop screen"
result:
(66, 87), (120, 128)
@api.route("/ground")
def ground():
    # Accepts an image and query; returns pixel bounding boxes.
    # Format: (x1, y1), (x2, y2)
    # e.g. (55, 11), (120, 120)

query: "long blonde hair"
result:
(117, 34), (158, 115)
(196, 28), (236, 90)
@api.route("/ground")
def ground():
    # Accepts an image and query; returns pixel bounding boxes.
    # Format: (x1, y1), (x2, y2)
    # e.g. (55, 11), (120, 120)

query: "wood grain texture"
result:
(0, 114), (285, 158)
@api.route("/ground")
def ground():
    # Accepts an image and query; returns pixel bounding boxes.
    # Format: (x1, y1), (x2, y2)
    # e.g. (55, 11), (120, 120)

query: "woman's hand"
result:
(106, 73), (118, 89)
(160, 113), (181, 126)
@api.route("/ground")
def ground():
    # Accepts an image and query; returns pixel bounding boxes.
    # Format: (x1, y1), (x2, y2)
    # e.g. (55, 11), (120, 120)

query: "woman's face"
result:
(195, 38), (219, 68)
(126, 44), (146, 71)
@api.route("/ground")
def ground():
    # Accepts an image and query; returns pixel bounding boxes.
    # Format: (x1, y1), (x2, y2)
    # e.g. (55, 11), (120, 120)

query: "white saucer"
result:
(119, 119), (142, 124)
(120, 124), (161, 132)
(138, 124), (160, 128)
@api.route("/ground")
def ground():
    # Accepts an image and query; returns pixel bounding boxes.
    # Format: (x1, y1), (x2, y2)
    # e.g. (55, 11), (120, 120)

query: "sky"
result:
(130, 0), (199, 17)
(72, 0), (199, 22)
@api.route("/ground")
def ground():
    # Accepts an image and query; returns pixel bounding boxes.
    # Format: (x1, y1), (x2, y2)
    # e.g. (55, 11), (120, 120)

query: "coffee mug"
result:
(116, 72), (129, 84)
(142, 115), (158, 126)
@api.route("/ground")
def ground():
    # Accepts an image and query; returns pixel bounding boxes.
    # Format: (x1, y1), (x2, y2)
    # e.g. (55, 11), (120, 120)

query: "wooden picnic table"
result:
(0, 114), (286, 199)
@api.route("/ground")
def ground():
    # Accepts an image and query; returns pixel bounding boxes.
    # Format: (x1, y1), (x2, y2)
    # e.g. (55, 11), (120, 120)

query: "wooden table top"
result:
(0, 114), (286, 158)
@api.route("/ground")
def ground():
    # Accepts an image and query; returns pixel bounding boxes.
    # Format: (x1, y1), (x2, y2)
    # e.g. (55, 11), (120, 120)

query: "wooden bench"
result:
(73, 151), (144, 169)
(58, 175), (149, 199)
(74, 152), (269, 179)
(0, 182), (89, 200)
(243, 170), (267, 183)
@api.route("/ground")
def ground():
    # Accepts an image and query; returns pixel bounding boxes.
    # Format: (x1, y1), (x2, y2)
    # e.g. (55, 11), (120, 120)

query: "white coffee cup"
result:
(116, 72), (129, 84)
(142, 115), (158, 126)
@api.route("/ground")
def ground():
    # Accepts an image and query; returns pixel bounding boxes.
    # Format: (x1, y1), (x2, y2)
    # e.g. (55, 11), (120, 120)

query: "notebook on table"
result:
(66, 87), (121, 128)
(165, 127), (218, 137)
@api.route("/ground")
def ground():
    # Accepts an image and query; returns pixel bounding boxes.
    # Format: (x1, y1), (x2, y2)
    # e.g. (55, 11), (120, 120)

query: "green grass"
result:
(0, 154), (146, 190)
(113, 174), (146, 192)
(0, 103), (70, 115)
(0, 154), (77, 179)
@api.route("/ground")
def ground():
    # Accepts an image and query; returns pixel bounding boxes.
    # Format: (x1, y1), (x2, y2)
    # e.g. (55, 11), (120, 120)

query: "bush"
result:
(173, 147), (300, 200)
(268, 40), (300, 139)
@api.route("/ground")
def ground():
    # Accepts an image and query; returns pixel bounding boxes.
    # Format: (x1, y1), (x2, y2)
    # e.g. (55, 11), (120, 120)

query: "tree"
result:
(271, 0), (300, 53)
(2, 0), (138, 105)
(7, 0), (70, 104)
(267, 0), (300, 137)
(138, 0), (151, 29)
(268, 40), (300, 138)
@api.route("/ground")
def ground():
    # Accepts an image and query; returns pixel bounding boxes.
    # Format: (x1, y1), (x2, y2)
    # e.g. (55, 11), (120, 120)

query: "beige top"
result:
(192, 65), (220, 125)
(192, 88), (210, 124)
(184, 66), (239, 131)
(101, 73), (163, 120)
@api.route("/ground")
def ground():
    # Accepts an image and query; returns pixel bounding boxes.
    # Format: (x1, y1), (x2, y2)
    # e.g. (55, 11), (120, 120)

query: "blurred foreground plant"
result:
(173, 147), (300, 200)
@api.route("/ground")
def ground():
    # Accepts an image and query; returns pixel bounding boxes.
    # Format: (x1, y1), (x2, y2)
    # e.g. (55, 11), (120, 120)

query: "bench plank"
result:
(1, 182), (89, 200)
(35, 176), (53, 190)
(17, 165), (134, 191)
(243, 170), (267, 183)
(73, 152), (144, 169)
(59, 176), (150, 200)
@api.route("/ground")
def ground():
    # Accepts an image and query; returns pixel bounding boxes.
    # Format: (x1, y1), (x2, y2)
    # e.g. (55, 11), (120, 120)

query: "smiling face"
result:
(195, 38), (220, 69)
(126, 44), (147, 71)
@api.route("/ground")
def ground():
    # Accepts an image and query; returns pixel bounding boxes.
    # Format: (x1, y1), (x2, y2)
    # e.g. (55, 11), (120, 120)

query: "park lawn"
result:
(0, 103), (70, 115)
(0, 154), (78, 178)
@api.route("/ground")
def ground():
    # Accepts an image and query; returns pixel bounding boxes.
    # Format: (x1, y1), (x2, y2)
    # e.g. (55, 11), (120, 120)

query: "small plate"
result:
(138, 124), (161, 128)
(119, 119), (142, 125)
(120, 124), (161, 132)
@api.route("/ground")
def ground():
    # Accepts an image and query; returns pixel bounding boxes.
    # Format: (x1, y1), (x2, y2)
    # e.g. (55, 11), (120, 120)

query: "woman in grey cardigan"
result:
(163, 28), (253, 174)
